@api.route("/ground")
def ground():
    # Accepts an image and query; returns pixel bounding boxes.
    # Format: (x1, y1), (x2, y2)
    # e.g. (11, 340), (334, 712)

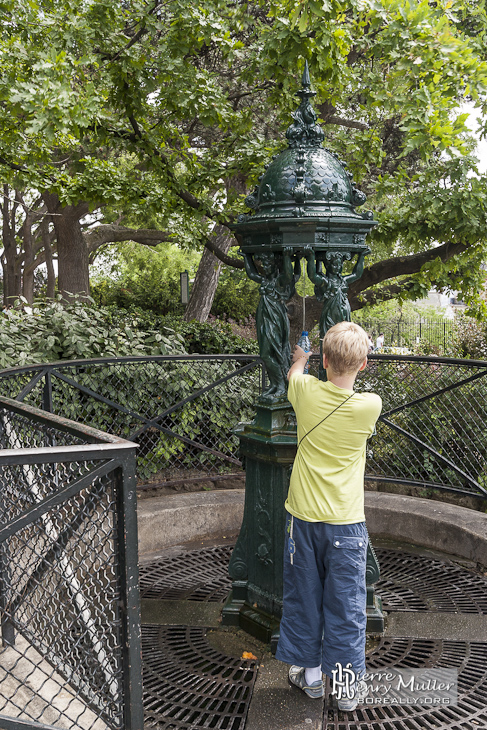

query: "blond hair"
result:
(323, 322), (369, 375)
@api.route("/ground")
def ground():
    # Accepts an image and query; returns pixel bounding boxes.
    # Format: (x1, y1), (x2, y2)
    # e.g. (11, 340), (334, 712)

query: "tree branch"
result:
(349, 240), (468, 298)
(322, 115), (368, 131)
(316, 102), (368, 131)
(83, 224), (174, 254)
(203, 235), (243, 268)
(349, 279), (417, 310)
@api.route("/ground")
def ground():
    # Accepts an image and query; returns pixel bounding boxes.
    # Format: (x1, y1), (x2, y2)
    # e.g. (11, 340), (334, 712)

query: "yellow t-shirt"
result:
(285, 374), (382, 524)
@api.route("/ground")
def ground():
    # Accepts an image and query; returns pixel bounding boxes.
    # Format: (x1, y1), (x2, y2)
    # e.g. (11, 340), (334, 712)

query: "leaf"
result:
(241, 651), (257, 660)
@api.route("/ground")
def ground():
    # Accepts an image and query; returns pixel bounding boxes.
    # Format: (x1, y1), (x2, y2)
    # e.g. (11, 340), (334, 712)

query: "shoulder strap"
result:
(297, 393), (354, 450)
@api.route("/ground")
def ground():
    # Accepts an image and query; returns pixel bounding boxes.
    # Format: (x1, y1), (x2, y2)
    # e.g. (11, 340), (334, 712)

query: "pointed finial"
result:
(302, 60), (311, 89)
(285, 62), (324, 149)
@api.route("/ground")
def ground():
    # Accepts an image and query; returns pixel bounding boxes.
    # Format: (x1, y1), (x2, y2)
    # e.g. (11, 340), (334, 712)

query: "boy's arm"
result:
(287, 344), (310, 381)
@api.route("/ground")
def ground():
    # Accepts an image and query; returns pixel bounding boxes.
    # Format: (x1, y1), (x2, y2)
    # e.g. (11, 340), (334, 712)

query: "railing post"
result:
(0, 479), (14, 647)
(115, 454), (144, 730)
(42, 371), (53, 412)
(0, 547), (14, 647)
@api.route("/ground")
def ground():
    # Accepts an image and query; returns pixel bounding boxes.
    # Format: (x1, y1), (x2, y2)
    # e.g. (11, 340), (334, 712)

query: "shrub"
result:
(211, 267), (260, 321)
(161, 315), (258, 355)
(91, 242), (199, 316)
(449, 314), (487, 360)
(0, 297), (186, 369)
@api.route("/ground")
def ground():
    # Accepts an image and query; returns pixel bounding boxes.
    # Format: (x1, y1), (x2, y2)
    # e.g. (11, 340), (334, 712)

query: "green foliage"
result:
(161, 315), (258, 355)
(449, 314), (487, 360)
(91, 243), (199, 315)
(0, 297), (186, 369)
(1, 0), (487, 310)
(211, 267), (260, 321)
(91, 243), (260, 322)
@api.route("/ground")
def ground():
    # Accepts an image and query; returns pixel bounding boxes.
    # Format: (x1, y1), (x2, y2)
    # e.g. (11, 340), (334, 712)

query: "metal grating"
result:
(325, 638), (487, 729)
(142, 625), (257, 730)
(139, 545), (234, 602)
(375, 548), (487, 614)
(139, 544), (487, 613)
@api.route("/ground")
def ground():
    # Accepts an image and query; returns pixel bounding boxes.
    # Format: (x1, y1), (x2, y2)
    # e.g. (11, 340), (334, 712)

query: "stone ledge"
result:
(364, 491), (487, 567)
(137, 489), (245, 557)
(137, 489), (487, 566)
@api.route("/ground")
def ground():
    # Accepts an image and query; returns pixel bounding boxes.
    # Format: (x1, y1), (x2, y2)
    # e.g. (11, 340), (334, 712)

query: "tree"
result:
(0, 0), (486, 317)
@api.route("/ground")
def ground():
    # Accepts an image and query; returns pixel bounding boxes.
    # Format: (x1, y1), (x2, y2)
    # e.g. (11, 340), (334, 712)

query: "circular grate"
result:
(375, 547), (487, 614)
(139, 545), (233, 602)
(325, 638), (487, 729)
(139, 544), (487, 613)
(142, 624), (257, 729)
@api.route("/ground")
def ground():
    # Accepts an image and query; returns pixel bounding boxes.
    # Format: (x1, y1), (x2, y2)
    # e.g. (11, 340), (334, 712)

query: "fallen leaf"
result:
(242, 651), (257, 660)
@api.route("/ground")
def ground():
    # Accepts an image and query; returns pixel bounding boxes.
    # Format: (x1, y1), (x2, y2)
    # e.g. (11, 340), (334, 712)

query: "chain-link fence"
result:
(362, 355), (487, 497)
(0, 356), (263, 486)
(0, 397), (142, 730)
(358, 318), (455, 352)
(0, 353), (486, 498)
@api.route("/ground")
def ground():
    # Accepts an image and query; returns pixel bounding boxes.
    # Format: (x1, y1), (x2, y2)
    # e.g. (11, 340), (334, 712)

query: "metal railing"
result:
(357, 318), (455, 352)
(360, 354), (487, 498)
(0, 397), (143, 730)
(0, 355), (264, 486)
(0, 353), (486, 499)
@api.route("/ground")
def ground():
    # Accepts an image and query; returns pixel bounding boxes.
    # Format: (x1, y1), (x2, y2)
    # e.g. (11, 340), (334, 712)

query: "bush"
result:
(449, 314), (487, 360)
(160, 315), (258, 355)
(91, 242), (199, 316)
(211, 267), (260, 321)
(0, 297), (186, 369)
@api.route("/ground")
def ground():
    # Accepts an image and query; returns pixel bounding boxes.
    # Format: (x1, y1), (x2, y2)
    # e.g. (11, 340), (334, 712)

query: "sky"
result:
(460, 103), (487, 173)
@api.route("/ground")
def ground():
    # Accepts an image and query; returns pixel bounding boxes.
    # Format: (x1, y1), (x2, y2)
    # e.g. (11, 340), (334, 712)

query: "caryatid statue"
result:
(305, 247), (370, 339)
(242, 248), (300, 399)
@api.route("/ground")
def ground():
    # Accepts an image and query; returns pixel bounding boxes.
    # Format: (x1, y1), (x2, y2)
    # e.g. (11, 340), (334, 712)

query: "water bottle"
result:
(297, 330), (311, 374)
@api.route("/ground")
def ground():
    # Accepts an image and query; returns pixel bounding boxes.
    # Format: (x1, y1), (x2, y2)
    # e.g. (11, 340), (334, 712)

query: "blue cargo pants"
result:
(275, 515), (368, 678)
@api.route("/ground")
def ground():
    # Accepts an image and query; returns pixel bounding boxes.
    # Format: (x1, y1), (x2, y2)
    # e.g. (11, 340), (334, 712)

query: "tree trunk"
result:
(43, 193), (90, 301)
(41, 219), (56, 299)
(184, 226), (233, 322)
(1, 185), (21, 306)
(21, 212), (35, 304)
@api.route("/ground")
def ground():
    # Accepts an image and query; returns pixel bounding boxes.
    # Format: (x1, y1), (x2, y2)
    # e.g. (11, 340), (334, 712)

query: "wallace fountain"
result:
(222, 63), (384, 647)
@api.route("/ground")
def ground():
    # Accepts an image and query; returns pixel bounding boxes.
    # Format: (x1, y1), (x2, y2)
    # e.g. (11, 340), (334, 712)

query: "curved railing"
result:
(0, 353), (486, 499)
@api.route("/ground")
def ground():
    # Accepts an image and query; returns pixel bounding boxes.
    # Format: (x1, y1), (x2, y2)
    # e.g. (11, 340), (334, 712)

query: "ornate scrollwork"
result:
(244, 185), (260, 210)
(256, 482), (273, 567)
(366, 541), (381, 585)
(228, 522), (248, 580)
(261, 183), (276, 203)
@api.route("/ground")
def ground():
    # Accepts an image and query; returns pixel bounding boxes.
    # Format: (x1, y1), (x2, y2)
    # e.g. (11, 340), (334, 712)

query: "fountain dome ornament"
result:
(235, 61), (376, 236)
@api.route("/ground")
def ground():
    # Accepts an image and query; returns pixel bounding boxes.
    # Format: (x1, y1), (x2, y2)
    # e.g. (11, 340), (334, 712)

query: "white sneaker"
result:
(288, 665), (324, 699)
(337, 679), (368, 711)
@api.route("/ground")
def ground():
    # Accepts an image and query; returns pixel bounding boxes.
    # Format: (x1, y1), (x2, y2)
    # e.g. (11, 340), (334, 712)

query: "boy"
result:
(275, 321), (382, 710)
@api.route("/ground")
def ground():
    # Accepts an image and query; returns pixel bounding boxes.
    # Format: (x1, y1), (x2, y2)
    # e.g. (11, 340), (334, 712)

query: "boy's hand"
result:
(288, 344), (311, 380)
(292, 344), (310, 363)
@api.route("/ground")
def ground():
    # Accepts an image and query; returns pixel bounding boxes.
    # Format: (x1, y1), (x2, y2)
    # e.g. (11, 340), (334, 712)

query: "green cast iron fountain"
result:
(222, 63), (383, 648)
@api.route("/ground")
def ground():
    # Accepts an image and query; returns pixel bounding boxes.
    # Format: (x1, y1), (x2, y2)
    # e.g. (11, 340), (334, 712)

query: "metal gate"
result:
(0, 396), (143, 730)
